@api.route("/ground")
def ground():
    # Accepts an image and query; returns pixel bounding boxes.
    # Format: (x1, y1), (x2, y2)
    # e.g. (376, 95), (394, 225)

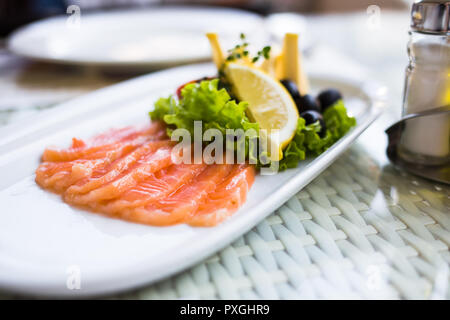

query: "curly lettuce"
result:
(323, 100), (357, 140)
(150, 79), (259, 161)
(150, 79), (258, 136)
(150, 79), (356, 171)
(279, 100), (356, 170)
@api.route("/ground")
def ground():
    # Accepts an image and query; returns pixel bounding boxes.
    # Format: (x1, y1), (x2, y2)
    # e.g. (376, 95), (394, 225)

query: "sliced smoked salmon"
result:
(35, 122), (255, 227)
(65, 144), (175, 205)
(98, 163), (207, 214)
(121, 163), (234, 226)
(36, 159), (108, 192)
(36, 122), (168, 192)
(64, 139), (174, 197)
(186, 164), (255, 227)
(42, 121), (166, 162)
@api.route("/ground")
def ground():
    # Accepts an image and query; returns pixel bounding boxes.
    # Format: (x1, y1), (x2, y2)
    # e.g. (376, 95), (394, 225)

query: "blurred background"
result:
(0, 0), (414, 125)
(0, 0), (409, 37)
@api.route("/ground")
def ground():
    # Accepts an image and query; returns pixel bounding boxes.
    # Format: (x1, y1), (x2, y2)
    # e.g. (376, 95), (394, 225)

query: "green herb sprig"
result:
(225, 33), (271, 64)
(251, 46), (271, 63)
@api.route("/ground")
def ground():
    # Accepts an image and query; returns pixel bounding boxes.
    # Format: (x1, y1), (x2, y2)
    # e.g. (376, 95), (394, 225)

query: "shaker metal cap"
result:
(411, 0), (450, 34)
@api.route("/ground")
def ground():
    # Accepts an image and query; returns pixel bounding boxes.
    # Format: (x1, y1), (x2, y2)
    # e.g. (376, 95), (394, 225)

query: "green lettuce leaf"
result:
(323, 100), (357, 140)
(150, 79), (355, 171)
(150, 79), (257, 135)
(278, 118), (307, 170)
(150, 79), (259, 156)
(150, 96), (176, 122)
(279, 100), (356, 170)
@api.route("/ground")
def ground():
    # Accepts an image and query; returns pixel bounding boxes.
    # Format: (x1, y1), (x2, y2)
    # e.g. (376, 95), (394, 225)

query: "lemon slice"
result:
(224, 63), (299, 161)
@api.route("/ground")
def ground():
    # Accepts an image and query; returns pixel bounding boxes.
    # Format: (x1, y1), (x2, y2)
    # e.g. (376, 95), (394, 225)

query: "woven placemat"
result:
(107, 144), (449, 300)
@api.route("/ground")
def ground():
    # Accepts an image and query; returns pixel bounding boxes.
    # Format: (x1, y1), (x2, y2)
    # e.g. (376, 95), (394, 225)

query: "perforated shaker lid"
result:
(411, 0), (450, 34)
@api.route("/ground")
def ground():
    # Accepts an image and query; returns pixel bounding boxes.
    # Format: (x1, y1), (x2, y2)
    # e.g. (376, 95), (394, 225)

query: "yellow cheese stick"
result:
(206, 33), (225, 69)
(260, 52), (277, 77)
(280, 33), (310, 95)
(274, 53), (284, 80)
(282, 34), (299, 84)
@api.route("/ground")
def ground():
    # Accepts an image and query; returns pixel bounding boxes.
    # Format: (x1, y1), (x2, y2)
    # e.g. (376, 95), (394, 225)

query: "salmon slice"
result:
(121, 164), (234, 226)
(36, 140), (144, 191)
(64, 140), (174, 201)
(36, 123), (256, 227)
(42, 121), (166, 162)
(88, 122), (165, 146)
(66, 145), (175, 205)
(36, 159), (106, 192)
(98, 163), (208, 214)
(186, 164), (255, 227)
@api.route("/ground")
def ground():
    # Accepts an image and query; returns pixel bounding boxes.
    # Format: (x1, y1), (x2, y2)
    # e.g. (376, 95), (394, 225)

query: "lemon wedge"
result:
(224, 63), (299, 161)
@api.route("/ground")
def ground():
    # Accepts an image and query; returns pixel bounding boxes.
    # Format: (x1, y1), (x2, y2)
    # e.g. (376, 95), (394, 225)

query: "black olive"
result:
(280, 79), (301, 100)
(300, 110), (326, 136)
(317, 89), (342, 111)
(295, 94), (321, 113)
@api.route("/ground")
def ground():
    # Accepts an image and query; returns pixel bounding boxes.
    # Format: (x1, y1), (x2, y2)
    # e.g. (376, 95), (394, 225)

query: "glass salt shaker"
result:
(398, 0), (450, 165)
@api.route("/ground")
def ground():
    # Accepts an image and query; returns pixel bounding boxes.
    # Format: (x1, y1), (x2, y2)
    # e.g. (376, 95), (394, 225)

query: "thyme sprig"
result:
(225, 33), (271, 63)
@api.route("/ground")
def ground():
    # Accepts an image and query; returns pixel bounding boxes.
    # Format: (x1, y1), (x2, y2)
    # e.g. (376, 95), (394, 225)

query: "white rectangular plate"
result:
(0, 63), (383, 297)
